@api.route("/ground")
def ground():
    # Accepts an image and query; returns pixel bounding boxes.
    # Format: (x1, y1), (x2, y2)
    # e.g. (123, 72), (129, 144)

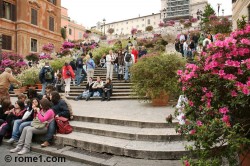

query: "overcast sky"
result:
(61, 0), (232, 29)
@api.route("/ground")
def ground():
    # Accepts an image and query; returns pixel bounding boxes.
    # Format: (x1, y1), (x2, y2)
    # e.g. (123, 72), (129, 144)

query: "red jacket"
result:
(132, 49), (138, 63)
(62, 65), (75, 79)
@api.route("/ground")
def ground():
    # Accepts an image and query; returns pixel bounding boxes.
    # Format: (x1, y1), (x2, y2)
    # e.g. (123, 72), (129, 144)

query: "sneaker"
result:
(18, 148), (29, 155)
(10, 147), (22, 153)
(41, 141), (50, 147)
(7, 138), (17, 144)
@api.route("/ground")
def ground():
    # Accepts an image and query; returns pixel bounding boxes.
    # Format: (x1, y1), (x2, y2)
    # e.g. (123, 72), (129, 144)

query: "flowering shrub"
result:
(158, 22), (164, 27)
(100, 35), (107, 40)
(0, 52), (26, 74)
(39, 53), (52, 60)
(83, 32), (89, 39)
(190, 18), (198, 23)
(107, 28), (114, 35)
(183, 20), (192, 28)
(25, 53), (39, 62)
(42, 43), (54, 52)
(176, 25), (250, 165)
(62, 41), (75, 49)
(131, 28), (137, 35)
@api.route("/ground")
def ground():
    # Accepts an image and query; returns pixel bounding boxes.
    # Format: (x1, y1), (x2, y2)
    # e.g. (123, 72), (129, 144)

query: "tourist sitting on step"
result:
(10, 98), (54, 155)
(86, 76), (103, 101)
(7, 98), (40, 144)
(41, 91), (70, 147)
(101, 78), (113, 101)
(74, 77), (94, 101)
(0, 100), (26, 144)
(43, 84), (56, 100)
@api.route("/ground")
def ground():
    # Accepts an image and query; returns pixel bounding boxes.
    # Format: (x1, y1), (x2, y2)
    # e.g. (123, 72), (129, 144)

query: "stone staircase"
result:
(67, 68), (137, 100)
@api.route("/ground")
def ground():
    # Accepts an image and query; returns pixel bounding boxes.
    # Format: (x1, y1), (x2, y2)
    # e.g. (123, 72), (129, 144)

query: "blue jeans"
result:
(76, 68), (82, 85)
(12, 119), (32, 140)
(43, 119), (56, 143)
(41, 82), (48, 95)
(124, 62), (132, 81)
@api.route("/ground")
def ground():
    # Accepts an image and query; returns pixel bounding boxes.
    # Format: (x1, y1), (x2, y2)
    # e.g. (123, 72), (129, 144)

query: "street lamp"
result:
(0, 34), (2, 62)
(222, 9), (224, 16)
(162, 8), (166, 23)
(103, 18), (106, 36)
(217, 3), (222, 16)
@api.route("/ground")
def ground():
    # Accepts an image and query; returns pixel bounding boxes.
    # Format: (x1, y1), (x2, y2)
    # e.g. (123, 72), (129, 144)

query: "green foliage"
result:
(130, 52), (186, 99)
(145, 25), (153, 32)
(92, 44), (111, 64)
(237, 15), (248, 30)
(61, 28), (66, 40)
(17, 67), (40, 86)
(201, 4), (216, 32)
(25, 53), (39, 62)
(50, 57), (73, 72)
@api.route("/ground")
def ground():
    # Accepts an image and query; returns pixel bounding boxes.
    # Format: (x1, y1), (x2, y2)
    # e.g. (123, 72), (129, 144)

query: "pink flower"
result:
(184, 160), (190, 166)
(237, 69), (243, 75)
(190, 129), (196, 135)
(196, 120), (202, 126)
(205, 91), (213, 98)
(222, 115), (230, 123)
(223, 74), (237, 80)
(177, 70), (183, 76)
(202, 87), (207, 93)
(240, 39), (250, 45)
(218, 70), (225, 77)
(242, 86), (249, 95)
(231, 90), (238, 97)
(189, 100), (194, 106)
(219, 107), (229, 114)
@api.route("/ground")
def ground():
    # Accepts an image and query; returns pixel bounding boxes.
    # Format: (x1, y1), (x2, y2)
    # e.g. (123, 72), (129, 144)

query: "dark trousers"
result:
(0, 123), (10, 143)
(102, 90), (111, 99)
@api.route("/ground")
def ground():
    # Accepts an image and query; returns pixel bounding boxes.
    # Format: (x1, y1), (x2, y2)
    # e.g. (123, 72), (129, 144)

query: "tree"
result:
(201, 4), (216, 32)
(61, 28), (66, 40)
(107, 28), (114, 35)
(145, 25), (153, 32)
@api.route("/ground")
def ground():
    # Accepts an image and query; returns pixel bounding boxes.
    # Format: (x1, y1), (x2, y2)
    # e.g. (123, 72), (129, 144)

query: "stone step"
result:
(72, 115), (177, 128)
(55, 132), (191, 160)
(70, 86), (132, 89)
(70, 89), (133, 92)
(70, 121), (183, 142)
(66, 96), (140, 100)
(69, 92), (135, 96)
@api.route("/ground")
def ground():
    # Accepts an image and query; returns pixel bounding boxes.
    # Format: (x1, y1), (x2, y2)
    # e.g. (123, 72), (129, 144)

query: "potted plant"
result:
(17, 67), (40, 88)
(176, 24), (250, 166)
(130, 52), (186, 106)
(25, 53), (39, 62)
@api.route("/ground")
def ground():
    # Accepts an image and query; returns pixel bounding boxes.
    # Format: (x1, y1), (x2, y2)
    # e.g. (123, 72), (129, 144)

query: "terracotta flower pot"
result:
(151, 92), (169, 106)
(36, 84), (42, 90)
(14, 89), (24, 95)
(240, 147), (250, 166)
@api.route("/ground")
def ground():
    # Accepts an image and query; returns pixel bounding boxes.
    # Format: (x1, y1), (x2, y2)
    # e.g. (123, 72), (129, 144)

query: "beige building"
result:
(92, 13), (161, 37)
(61, 7), (85, 41)
(232, 0), (250, 30)
(92, 0), (207, 37)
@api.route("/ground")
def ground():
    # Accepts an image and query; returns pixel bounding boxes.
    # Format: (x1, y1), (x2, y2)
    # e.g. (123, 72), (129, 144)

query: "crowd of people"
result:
(174, 31), (214, 59)
(0, 67), (73, 155)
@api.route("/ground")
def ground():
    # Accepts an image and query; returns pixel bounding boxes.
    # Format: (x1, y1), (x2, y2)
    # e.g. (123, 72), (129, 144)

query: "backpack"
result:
(55, 116), (73, 134)
(44, 68), (53, 80)
(66, 69), (71, 76)
(76, 58), (83, 67)
(125, 54), (132, 62)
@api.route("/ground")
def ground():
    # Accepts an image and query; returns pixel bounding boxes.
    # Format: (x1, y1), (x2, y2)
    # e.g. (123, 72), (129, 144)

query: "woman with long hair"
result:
(10, 98), (54, 155)
(62, 62), (75, 97)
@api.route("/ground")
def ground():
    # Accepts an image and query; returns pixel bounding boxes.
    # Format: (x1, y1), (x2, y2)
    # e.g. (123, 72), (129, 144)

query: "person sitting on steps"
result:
(86, 76), (103, 101)
(102, 78), (113, 101)
(74, 77), (94, 101)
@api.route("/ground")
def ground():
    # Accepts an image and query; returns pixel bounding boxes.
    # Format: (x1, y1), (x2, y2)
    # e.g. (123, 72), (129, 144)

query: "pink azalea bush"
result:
(0, 52), (26, 74)
(39, 53), (52, 60)
(131, 28), (137, 35)
(62, 41), (75, 49)
(177, 25), (250, 165)
(42, 43), (54, 52)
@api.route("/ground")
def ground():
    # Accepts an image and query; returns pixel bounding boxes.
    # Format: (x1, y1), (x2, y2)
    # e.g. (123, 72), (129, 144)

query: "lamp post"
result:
(217, 3), (222, 16)
(103, 18), (106, 36)
(222, 9), (224, 16)
(162, 8), (166, 23)
(0, 34), (2, 63)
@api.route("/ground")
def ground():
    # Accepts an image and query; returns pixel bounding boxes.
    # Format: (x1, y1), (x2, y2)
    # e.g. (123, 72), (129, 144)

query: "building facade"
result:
(61, 7), (85, 41)
(92, 0), (207, 37)
(0, 0), (62, 56)
(232, 0), (250, 30)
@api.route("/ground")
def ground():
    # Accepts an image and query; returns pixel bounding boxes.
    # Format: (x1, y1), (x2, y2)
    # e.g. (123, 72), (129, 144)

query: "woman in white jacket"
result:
(106, 50), (115, 80)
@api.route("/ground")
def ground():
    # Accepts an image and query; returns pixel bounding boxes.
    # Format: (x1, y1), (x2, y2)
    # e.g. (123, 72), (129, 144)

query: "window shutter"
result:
(0, 0), (3, 18)
(2, 35), (12, 50)
(49, 17), (54, 31)
(7, 35), (12, 50)
(31, 9), (37, 25)
(11, 4), (16, 21)
(2, 35), (6, 49)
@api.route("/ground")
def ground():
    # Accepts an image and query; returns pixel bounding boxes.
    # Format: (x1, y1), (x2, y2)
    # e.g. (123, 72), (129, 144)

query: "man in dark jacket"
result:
(39, 62), (54, 95)
(76, 54), (87, 86)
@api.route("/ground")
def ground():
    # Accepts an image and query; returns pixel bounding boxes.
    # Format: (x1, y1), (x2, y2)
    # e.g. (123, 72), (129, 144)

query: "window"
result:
(79, 32), (82, 39)
(69, 28), (72, 35)
(49, 16), (54, 31)
(2, 35), (12, 50)
(31, 8), (37, 25)
(31, 39), (37, 52)
(48, 0), (56, 5)
(1, 1), (16, 21)
(148, 19), (150, 25)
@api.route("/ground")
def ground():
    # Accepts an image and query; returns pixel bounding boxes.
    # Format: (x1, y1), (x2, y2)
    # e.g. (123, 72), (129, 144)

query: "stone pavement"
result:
(9, 97), (184, 166)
